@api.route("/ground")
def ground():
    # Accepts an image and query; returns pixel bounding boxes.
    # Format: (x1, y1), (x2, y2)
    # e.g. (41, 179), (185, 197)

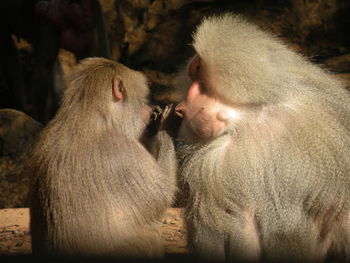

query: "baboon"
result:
(175, 14), (350, 262)
(27, 57), (177, 258)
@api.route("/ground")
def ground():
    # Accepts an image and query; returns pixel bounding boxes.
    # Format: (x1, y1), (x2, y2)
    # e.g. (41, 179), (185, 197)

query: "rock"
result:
(0, 207), (188, 256)
(0, 208), (31, 255)
(57, 49), (77, 76)
(0, 109), (43, 208)
(335, 73), (350, 83)
(143, 69), (183, 104)
(324, 54), (350, 73)
(161, 208), (188, 254)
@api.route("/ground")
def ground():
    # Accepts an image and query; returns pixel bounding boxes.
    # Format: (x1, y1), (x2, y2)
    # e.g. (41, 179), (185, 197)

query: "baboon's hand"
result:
(159, 104), (182, 137)
(159, 104), (174, 130)
(146, 105), (163, 137)
(147, 104), (180, 137)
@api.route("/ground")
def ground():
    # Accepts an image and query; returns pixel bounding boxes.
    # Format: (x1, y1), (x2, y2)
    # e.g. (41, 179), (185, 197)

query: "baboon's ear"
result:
(112, 77), (125, 101)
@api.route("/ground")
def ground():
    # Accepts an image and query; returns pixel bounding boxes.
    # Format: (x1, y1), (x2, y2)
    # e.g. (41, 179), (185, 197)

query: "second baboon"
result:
(27, 57), (177, 258)
(175, 14), (350, 262)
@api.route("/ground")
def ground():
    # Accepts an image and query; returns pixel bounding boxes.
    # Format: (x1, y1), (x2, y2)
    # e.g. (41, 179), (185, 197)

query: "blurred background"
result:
(1, 0), (350, 123)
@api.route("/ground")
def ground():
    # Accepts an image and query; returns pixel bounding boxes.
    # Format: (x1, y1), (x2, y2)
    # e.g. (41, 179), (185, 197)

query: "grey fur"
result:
(177, 14), (350, 262)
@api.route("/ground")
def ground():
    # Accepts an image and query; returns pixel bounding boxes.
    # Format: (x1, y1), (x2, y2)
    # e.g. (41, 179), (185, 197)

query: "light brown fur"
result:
(26, 57), (177, 258)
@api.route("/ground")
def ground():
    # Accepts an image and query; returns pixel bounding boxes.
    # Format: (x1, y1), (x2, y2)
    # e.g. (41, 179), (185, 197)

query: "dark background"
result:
(1, 0), (350, 124)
